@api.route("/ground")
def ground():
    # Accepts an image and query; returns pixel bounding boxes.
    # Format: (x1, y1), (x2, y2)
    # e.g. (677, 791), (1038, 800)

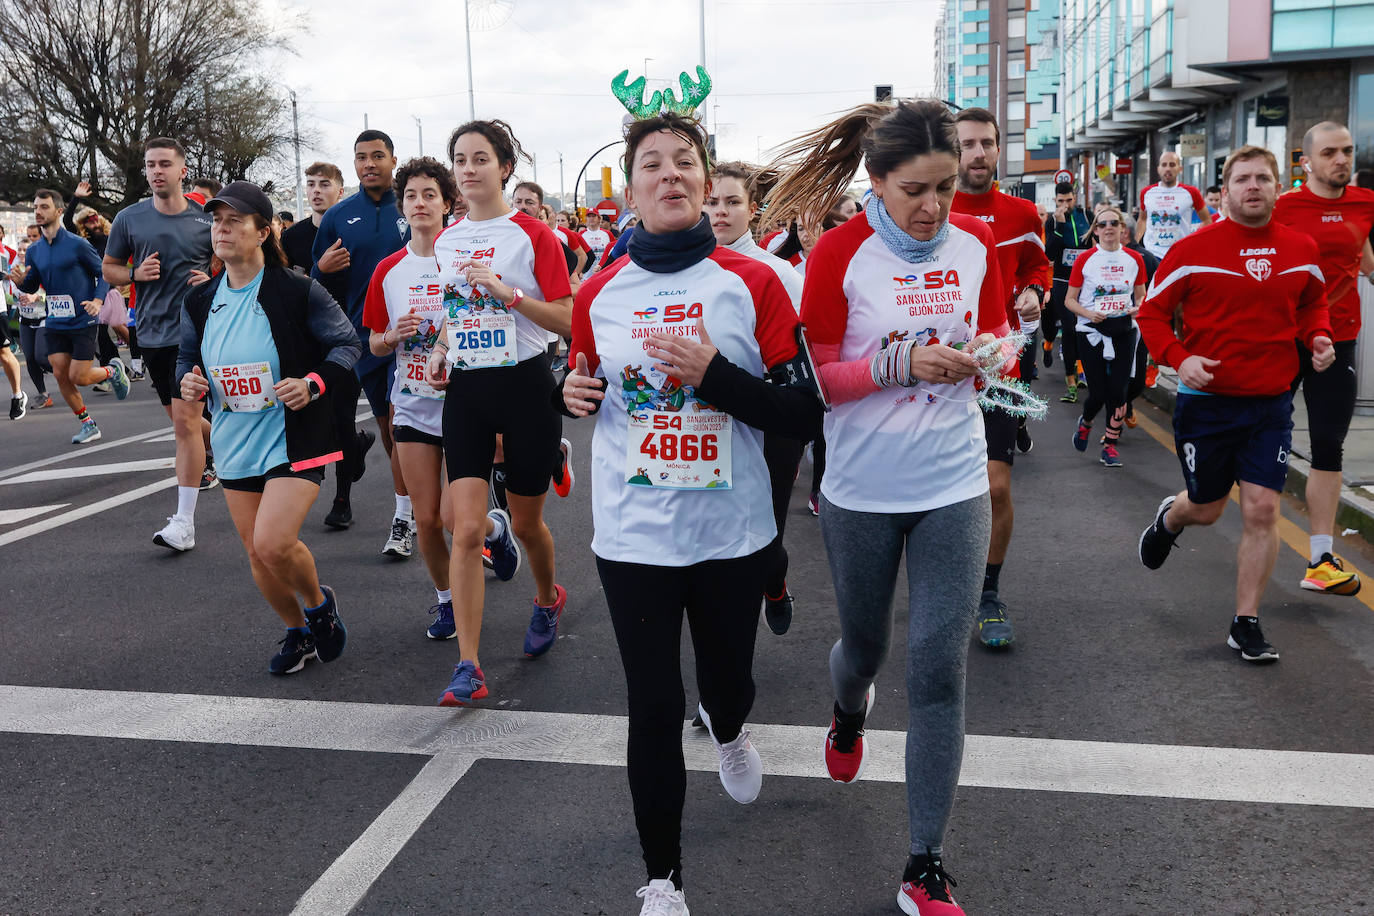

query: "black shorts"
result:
(1294, 340), (1358, 472)
(45, 326), (99, 361)
(442, 356), (561, 496)
(0, 316), (12, 348)
(982, 404), (1018, 466)
(394, 424), (443, 448)
(1173, 391), (1293, 504)
(220, 463), (325, 493)
(358, 362), (394, 419)
(142, 344), (180, 406)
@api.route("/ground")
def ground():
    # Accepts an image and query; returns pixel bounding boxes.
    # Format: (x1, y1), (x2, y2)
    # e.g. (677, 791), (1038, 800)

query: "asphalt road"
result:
(2, 365), (1372, 915)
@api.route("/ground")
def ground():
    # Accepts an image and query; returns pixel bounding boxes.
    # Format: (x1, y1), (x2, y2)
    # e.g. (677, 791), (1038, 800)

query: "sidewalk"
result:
(1141, 368), (1374, 544)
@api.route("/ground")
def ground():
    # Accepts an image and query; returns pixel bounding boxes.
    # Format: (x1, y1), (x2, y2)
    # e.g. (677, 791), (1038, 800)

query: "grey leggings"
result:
(820, 491), (991, 854)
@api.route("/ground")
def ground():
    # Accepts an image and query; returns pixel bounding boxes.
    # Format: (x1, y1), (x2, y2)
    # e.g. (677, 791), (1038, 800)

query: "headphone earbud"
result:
(1304, 163), (1313, 173)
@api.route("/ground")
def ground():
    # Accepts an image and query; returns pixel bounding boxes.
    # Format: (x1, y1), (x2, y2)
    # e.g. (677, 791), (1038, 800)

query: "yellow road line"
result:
(1132, 405), (1374, 612)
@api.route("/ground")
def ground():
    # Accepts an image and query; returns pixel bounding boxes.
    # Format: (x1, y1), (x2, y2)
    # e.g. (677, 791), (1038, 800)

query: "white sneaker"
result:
(697, 702), (762, 804)
(153, 515), (195, 552)
(636, 878), (689, 916)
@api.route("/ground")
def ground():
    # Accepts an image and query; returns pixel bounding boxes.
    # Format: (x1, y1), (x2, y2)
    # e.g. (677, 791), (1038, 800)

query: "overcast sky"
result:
(263, 0), (940, 208)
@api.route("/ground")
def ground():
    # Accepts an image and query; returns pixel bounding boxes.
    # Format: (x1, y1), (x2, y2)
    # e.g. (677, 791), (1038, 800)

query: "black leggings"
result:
(127, 323), (141, 361)
(1076, 320), (1138, 439)
(597, 550), (767, 886)
(810, 432), (826, 498)
(762, 433), (805, 597)
(19, 324), (50, 395)
(1295, 339), (1358, 471)
(330, 371), (363, 497)
(1049, 284), (1079, 371)
(95, 324), (118, 366)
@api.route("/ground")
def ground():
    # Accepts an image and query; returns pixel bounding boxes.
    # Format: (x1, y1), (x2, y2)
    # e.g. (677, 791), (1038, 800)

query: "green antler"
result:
(660, 66), (712, 115)
(611, 70), (663, 119)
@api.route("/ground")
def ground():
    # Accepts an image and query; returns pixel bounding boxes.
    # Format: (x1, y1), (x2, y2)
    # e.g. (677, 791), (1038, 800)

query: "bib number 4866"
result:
(638, 414), (717, 461)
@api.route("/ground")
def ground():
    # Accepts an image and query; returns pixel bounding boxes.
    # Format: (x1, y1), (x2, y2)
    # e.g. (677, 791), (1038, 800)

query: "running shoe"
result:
(9, 391), (27, 420)
(482, 546), (493, 569)
(91, 380), (112, 393)
(305, 585), (346, 662)
(32, 393), (53, 409)
(352, 429), (375, 482)
(324, 496), (353, 529)
(552, 437), (575, 498)
(382, 516), (414, 558)
(199, 457), (219, 491)
(524, 583), (568, 657)
(1072, 417), (1091, 452)
(697, 703), (762, 804)
(825, 683), (875, 784)
(635, 878), (689, 916)
(427, 601), (456, 640)
(1301, 553), (1362, 595)
(1124, 405), (1138, 428)
(897, 849), (964, 916)
(1041, 338), (1053, 368)
(976, 591), (1013, 648)
(1138, 495), (1179, 570)
(1100, 443), (1123, 468)
(269, 627), (317, 675)
(485, 508), (520, 581)
(72, 419), (101, 443)
(438, 659), (488, 706)
(1060, 384), (1078, 404)
(763, 588), (794, 636)
(808, 492), (820, 517)
(1228, 616), (1279, 663)
(1145, 363), (1159, 387)
(107, 357), (130, 400)
(153, 515), (195, 552)
(128, 368), (145, 382)
(1015, 420), (1033, 454)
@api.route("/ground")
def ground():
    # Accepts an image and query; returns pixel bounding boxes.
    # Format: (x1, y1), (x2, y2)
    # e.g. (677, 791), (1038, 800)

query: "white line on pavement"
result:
(0, 503), (69, 525)
(2, 685), (1370, 809)
(0, 456), (176, 485)
(0, 477), (178, 548)
(0, 425), (173, 481)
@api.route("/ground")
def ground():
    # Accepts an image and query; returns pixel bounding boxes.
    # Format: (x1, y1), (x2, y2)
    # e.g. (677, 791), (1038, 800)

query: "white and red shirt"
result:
(1272, 183), (1374, 341)
(580, 228), (612, 272)
(801, 211), (1008, 513)
(1067, 245), (1147, 332)
(433, 209), (572, 365)
(363, 244), (446, 437)
(1139, 182), (1206, 259)
(1139, 219), (1331, 397)
(557, 226), (590, 258)
(569, 249), (800, 566)
(725, 231), (804, 313)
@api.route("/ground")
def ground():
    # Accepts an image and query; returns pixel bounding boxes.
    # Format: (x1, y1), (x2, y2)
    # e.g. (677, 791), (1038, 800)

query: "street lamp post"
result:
(414, 116), (423, 156)
(464, 0), (477, 119)
(290, 89), (303, 219)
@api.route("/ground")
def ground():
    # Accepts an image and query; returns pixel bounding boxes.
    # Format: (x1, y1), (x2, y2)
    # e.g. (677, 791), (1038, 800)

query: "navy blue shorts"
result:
(357, 361), (395, 419)
(1172, 391), (1293, 504)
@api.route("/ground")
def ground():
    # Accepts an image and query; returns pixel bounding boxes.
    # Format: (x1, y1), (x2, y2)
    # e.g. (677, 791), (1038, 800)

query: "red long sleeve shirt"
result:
(1138, 218), (1331, 397)
(1271, 183), (1374, 342)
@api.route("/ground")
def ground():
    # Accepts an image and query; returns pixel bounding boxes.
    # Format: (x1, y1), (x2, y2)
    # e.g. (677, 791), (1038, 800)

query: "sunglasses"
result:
(1097, 219), (1121, 227)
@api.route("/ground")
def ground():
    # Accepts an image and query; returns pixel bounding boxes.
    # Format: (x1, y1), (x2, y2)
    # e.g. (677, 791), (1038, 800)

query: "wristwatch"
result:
(1023, 284), (1045, 303)
(306, 378), (322, 402)
(509, 287), (526, 309)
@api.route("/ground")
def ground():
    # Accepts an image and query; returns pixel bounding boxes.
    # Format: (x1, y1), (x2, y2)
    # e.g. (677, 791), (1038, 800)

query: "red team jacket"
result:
(1272, 183), (1374, 342)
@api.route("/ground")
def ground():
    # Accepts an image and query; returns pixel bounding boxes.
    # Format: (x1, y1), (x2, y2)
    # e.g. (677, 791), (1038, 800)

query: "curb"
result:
(1141, 374), (1374, 546)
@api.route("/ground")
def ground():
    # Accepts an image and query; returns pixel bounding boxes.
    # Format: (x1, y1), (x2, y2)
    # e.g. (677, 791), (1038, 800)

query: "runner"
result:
(579, 209), (613, 273)
(10, 188), (130, 442)
(312, 131), (410, 552)
(1043, 180), (1093, 400)
(1136, 150), (1212, 260)
(951, 106), (1049, 650)
(563, 105), (821, 916)
(423, 118), (573, 706)
(177, 181), (358, 674)
(1065, 205), (1147, 468)
(767, 96), (1008, 916)
(281, 162), (346, 273)
(1, 242), (28, 419)
(102, 138), (215, 551)
(1137, 145), (1332, 664)
(706, 160), (806, 636)
(1272, 120), (1374, 596)
(362, 157), (459, 639)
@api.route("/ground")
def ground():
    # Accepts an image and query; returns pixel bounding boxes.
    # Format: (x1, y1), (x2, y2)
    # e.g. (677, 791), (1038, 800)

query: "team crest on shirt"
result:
(396, 217), (409, 237)
(1245, 258), (1272, 282)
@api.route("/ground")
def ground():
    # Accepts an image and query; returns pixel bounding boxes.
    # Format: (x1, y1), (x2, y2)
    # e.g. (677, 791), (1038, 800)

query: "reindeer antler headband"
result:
(611, 66), (713, 119)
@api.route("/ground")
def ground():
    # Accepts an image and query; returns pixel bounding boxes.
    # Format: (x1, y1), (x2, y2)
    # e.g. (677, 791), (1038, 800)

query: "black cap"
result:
(204, 181), (273, 222)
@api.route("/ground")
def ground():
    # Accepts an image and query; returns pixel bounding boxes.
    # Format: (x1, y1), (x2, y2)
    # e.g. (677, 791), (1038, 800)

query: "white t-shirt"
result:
(580, 228), (612, 271)
(362, 243), (446, 437)
(1140, 182), (1206, 259)
(1067, 245), (1147, 333)
(724, 232), (804, 313)
(433, 209), (572, 366)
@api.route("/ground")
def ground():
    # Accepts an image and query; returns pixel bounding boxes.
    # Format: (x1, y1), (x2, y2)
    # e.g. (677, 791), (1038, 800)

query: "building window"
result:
(1009, 15), (1027, 39)
(1272, 1), (1374, 51)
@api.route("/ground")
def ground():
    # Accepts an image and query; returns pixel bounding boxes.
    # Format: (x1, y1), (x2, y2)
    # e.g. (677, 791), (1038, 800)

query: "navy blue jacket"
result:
(16, 227), (109, 331)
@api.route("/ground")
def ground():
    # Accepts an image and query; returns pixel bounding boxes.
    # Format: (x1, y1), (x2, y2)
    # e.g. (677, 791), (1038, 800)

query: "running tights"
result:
(597, 549), (768, 886)
(1076, 324), (1139, 441)
(330, 372), (363, 498)
(19, 324), (49, 395)
(1049, 285), (1079, 372)
(820, 492), (990, 854)
(762, 433), (805, 597)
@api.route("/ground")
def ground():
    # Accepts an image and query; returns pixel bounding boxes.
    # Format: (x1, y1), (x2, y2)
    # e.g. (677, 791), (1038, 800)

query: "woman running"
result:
(1066, 205), (1147, 468)
(767, 98), (1008, 915)
(424, 119), (573, 706)
(363, 157), (459, 638)
(706, 160), (806, 635)
(177, 181), (358, 674)
(562, 111), (821, 915)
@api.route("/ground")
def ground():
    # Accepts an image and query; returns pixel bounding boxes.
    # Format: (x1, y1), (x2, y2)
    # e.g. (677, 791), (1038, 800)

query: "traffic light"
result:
(601, 166), (613, 201)
(1290, 149), (1304, 182)
(875, 85), (893, 102)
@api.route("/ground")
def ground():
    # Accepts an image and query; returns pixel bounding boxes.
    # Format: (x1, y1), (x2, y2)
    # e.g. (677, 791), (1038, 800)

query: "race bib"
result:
(18, 299), (46, 320)
(398, 345), (443, 400)
(443, 285), (516, 369)
(622, 372), (733, 490)
(1062, 248), (1088, 267)
(46, 295), (75, 319)
(1095, 293), (1132, 314)
(210, 362), (278, 412)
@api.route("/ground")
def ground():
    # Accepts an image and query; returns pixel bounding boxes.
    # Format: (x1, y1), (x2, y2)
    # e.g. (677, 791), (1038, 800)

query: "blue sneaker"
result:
(304, 585), (346, 662)
(269, 627), (317, 675)
(438, 660), (488, 706)
(427, 601), (456, 640)
(1072, 417), (1090, 452)
(72, 419), (101, 444)
(524, 584), (567, 658)
(107, 357), (130, 400)
(485, 508), (521, 582)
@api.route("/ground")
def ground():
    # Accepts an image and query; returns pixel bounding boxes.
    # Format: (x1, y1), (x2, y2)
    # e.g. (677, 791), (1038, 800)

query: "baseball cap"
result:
(204, 181), (273, 222)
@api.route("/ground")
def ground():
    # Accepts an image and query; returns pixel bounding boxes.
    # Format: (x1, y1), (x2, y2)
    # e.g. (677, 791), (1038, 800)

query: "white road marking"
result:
(2, 685), (1370, 809)
(0, 456), (176, 485)
(0, 425), (173, 480)
(0, 504), (69, 525)
(145, 432), (177, 443)
(0, 477), (178, 547)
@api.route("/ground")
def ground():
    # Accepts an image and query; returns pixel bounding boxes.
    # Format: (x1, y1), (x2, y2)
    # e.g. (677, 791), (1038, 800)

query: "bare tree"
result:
(0, 0), (300, 209)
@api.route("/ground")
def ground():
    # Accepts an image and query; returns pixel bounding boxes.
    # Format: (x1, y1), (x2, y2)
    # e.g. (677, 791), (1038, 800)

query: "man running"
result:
(311, 130), (410, 553)
(11, 189), (130, 440)
(1043, 180), (1094, 401)
(579, 210), (612, 274)
(103, 138), (214, 550)
(281, 162), (346, 274)
(951, 107), (1050, 650)
(1272, 120), (1374, 596)
(1137, 145), (1333, 663)
(1137, 150), (1212, 260)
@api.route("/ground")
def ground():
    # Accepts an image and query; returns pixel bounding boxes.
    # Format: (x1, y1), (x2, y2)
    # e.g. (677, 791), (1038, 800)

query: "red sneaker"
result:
(552, 437), (574, 498)
(897, 852), (964, 915)
(824, 684), (874, 783)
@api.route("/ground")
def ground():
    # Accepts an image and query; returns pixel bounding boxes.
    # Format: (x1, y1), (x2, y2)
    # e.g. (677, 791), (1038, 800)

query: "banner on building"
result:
(1256, 94), (1289, 127)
